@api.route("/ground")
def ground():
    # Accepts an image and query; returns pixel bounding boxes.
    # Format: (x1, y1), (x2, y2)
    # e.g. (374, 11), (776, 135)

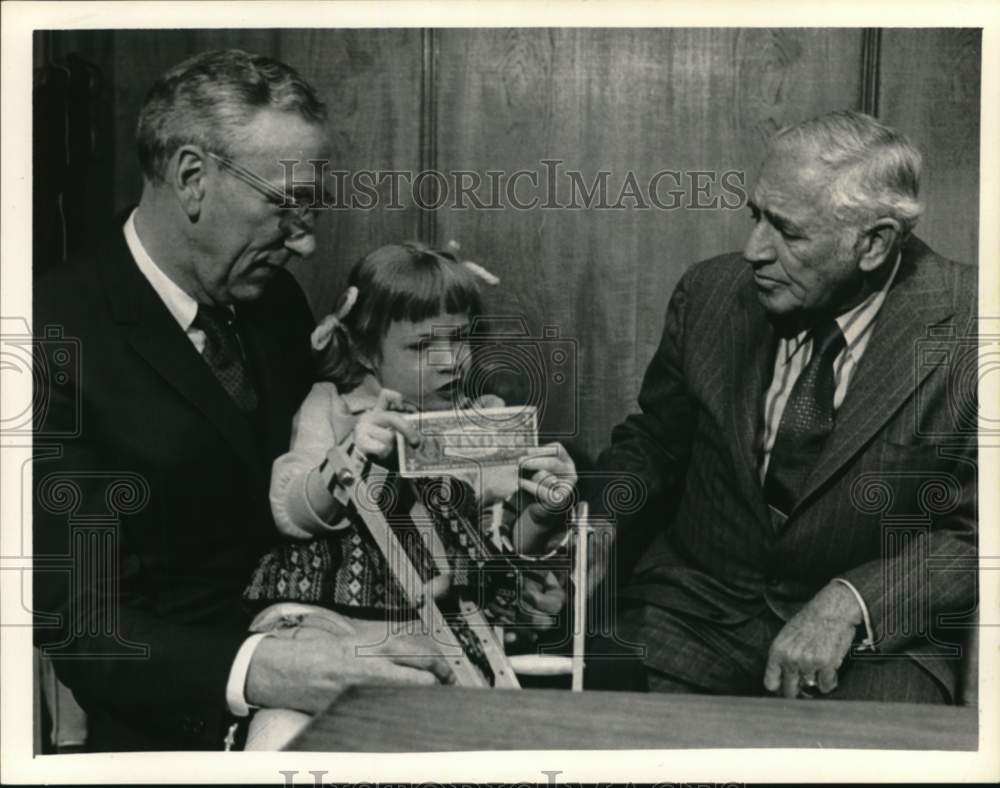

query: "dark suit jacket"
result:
(33, 225), (315, 749)
(597, 236), (977, 698)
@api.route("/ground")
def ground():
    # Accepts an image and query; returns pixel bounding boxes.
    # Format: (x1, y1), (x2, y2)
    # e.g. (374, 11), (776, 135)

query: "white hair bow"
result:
(445, 240), (500, 286)
(311, 285), (359, 351)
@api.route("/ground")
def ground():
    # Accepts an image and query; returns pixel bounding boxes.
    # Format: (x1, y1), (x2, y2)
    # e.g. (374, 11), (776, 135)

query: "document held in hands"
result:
(396, 405), (539, 478)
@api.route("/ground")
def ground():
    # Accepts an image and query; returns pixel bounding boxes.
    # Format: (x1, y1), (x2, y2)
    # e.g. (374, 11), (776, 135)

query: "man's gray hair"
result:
(770, 110), (924, 235)
(136, 49), (327, 182)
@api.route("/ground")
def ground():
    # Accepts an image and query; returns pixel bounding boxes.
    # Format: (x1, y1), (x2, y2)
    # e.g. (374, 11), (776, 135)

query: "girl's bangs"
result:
(385, 257), (483, 324)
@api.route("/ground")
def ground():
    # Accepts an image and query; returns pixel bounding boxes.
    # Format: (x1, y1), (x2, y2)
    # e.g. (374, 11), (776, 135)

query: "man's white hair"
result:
(770, 110), (924, 235)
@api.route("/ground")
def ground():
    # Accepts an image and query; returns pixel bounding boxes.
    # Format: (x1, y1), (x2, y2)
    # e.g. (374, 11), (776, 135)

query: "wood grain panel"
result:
(277, 29), (425, 318)
(434, 29), (863, 458)
(289, 685), (977, 751)
(878, 29), (981, 266)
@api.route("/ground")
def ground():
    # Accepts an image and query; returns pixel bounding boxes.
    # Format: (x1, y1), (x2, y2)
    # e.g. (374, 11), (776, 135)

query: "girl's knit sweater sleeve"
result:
(269, 381), (353, 538)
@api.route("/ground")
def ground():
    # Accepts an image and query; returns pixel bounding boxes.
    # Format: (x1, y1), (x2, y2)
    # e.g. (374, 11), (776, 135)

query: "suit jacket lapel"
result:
(791, 237), (956, 515)
(727, 273), (777, 527)
(100, 230), (264, 475)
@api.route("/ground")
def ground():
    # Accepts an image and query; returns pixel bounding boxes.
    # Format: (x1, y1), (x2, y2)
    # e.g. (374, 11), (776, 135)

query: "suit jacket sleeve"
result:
(839, 398), (977, 654)
(32, 351), (248, 746)
(594, 271), (697, 535)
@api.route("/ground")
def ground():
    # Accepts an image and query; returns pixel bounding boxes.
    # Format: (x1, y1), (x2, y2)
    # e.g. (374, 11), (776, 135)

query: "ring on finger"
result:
(799, 675), (820, 696)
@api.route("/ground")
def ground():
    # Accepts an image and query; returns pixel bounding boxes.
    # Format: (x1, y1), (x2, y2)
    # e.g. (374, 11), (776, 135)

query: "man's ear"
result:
(170, 145), (209, 220)
(857, 217), (902, 273)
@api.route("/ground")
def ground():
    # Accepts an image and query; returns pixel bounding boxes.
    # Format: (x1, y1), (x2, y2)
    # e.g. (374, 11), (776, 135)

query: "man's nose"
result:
(743, 220), (776, 265)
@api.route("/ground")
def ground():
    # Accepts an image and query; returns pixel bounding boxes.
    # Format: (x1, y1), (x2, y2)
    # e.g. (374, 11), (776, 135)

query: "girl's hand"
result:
(353, 389), (421, 460)
(518, 442), (577, 518)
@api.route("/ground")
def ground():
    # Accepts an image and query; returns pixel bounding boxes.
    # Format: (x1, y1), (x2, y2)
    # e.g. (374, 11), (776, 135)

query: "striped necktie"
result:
(764, 318), (846, 517)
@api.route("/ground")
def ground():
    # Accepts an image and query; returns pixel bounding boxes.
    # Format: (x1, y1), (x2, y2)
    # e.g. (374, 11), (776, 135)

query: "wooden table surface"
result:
(287, 686), (977, 751)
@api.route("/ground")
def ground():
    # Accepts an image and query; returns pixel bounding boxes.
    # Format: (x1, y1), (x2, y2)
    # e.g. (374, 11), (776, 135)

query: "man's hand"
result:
(763, 581), (863, 699)
(504, 568), (567, 649)
(245, 613), (454, 714)
(519, 442), (578, 515)
(522, 569), (566, 624)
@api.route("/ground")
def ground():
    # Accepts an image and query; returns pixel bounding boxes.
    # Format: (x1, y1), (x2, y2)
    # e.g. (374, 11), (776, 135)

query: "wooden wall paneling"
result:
(434, 28), (863, 459)
(277, 29), (425, 318)
(420, 28), (439, 246)
(877, 29), (981, 266)
(107, 31), (283, 219)
(859, 28), (882, 116)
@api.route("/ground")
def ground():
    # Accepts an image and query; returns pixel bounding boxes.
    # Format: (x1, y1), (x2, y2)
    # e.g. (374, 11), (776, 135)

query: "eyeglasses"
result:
(207, 151), (318, 238)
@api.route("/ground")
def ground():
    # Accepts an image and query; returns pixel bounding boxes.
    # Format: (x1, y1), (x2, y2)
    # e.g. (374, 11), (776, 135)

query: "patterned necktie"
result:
(193, 304), (258, 412)
(764, 318), (846, 517)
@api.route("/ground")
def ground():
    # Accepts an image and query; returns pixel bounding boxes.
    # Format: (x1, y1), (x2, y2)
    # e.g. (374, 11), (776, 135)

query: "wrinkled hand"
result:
(504, 568), (567, 649)
(584, 526), (615, 597)
(353, 389), (420, 460)
(476, 442), (577, 508)
(519, 442), (577, 515)
(763, 582), (863, 699)
(245, 613), (455, 714)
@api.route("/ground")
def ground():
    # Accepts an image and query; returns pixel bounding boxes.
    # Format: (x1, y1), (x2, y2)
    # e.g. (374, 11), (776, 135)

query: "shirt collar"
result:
(341, 373), (383, 414)
(123, 209), (199, 332)
(783, 250), (902, 360)
(834, 249), (901, 353)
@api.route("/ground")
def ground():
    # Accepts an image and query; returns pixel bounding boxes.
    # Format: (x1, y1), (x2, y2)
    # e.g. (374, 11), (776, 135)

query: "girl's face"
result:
(373, 312), (472, 411)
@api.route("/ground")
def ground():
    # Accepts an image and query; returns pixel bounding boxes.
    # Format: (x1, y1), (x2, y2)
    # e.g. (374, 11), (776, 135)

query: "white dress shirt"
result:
(759, 253), (901, 481)
(123, 210), (265, 717)
(758, 252), (900, 648)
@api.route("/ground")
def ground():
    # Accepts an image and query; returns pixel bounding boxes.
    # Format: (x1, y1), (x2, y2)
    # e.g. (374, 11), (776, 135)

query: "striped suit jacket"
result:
(598, 235), (978, 696)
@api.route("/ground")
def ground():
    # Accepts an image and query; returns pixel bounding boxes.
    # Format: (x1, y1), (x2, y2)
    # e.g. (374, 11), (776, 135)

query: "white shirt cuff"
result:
(225, 633), (272, 717)
(832, 577), (877, 652)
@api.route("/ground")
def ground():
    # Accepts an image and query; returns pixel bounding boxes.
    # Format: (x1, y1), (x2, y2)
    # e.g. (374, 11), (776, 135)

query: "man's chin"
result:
(228, 280), (270, 303)
(228, 265), (284, 301)
(756, 288), (790, 314)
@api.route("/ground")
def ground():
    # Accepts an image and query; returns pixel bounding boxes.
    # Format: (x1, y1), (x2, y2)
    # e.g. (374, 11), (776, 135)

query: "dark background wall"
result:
(33, 28), (982, 460)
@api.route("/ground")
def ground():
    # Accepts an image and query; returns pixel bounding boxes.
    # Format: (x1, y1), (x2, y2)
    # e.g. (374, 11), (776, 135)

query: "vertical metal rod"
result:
(572, 502), (589, 692)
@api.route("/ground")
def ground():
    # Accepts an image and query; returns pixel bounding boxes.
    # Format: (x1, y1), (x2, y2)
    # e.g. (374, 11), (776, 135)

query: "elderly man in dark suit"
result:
(596, 110), (976, 703)
(33, 49), (452, 752)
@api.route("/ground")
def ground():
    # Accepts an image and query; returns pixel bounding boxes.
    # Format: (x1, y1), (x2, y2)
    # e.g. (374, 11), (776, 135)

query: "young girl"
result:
(241, 241), (576, 747)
